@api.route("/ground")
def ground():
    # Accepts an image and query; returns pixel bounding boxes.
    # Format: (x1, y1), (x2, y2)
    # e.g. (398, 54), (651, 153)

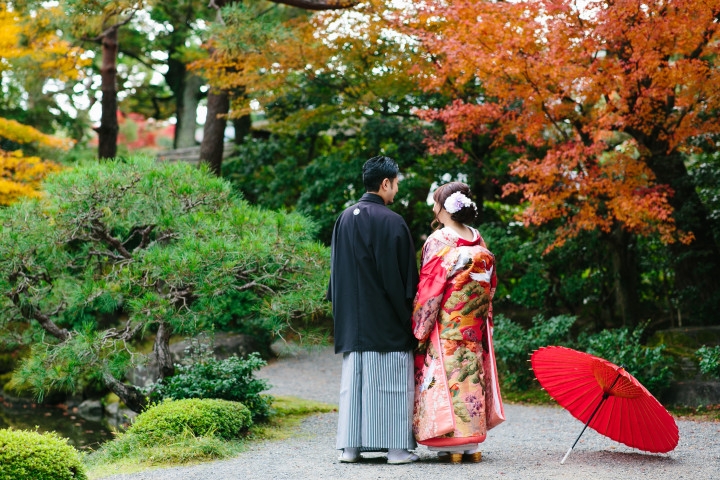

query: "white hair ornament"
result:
(444, 191), (475, 214)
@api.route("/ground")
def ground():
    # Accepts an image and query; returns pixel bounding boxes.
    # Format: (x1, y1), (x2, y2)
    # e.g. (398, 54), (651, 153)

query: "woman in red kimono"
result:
(412, 182), (502, 463)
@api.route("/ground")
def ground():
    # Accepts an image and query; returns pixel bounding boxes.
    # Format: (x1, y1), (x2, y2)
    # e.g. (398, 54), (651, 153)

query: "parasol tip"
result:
(560, 446), (573, 465)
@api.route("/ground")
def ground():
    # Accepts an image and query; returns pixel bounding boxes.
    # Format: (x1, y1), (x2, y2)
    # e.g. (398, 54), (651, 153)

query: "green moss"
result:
(102, 393), (121, 406)
(270, 395), (336, 417)
(668, 403), (720, 421)
(0, 428), (87, 480)
(502, 387), (557, 406)
(650, 327), (720, 350)
(246, 396), (336, 442)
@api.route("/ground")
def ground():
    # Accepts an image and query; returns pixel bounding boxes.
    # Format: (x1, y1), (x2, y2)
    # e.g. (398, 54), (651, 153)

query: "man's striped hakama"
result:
(336, 350), (416, 451)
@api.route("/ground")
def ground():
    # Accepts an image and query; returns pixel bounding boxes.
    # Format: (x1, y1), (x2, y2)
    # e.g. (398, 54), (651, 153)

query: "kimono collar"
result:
(441, 226), (480, 247)
(359, 192), (386, 206)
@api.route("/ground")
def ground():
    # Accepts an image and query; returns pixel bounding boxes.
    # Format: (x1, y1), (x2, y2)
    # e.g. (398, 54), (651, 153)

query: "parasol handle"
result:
(560, 366), (625, 465)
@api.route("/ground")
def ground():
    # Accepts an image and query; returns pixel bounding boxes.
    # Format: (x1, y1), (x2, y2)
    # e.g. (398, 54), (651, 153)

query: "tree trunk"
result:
(608, 227), (639, 326)
(646, 151), (720, 323)
(232, 113), (251, 146)
(102, 372), (147, 413)
(154, 321), (175, 379)
(199, 1), (357, 172)
(270, 0), (358, 9)
(199, 90), (230, 175)
(176, 72), (203, 148)
(98, 27), (119, 160)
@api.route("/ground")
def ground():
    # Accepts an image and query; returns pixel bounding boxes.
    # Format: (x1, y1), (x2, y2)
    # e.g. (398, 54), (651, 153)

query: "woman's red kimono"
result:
(411, 226), (497, 447)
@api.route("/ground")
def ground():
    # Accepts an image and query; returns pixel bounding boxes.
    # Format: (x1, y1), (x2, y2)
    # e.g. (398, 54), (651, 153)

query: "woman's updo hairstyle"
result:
(433, 182), (478, 225)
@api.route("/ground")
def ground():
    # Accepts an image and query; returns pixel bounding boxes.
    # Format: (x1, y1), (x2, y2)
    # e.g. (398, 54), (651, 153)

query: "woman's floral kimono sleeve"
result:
(412, 237), (449, 341)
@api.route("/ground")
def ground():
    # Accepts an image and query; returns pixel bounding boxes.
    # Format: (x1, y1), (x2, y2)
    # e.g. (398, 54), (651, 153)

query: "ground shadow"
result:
(566, 449), (677, 466)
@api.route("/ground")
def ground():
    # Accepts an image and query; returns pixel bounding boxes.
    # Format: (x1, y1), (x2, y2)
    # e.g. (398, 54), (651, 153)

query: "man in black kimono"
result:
(327, 156), (420, 464)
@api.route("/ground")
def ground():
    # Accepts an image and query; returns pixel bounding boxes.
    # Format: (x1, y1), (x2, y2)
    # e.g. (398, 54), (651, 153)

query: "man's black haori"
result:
(327, 193), (419, 353)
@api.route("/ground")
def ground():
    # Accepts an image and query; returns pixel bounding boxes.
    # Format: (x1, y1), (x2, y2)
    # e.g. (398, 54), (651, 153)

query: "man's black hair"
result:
(362, 156), (399, 192)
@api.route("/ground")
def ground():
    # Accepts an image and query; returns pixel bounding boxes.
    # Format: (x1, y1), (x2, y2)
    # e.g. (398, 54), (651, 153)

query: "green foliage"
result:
(0, 156), (330, 403)
(107, 434), (239, 466)
(493, 313), (675, 397)
(0, 428), (87, 480)
(689, 152), (720, 243)
(129, 398), (252, 442)
(223, 116), (462, 247)
(696, 345), (720, 379)
(492, 313), (577, 390)
(85, 395), (333, 477)
(150, 354), (273, 419)
(214, 2), (298, 56)
(578, 324), (675, 397)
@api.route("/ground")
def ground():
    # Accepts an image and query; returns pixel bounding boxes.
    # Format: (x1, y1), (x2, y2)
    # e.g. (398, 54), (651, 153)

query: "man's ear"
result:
(381, 178), (391, 191)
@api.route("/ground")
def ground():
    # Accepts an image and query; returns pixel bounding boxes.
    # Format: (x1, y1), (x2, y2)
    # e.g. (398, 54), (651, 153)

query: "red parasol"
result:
(531, 346), (678, 464)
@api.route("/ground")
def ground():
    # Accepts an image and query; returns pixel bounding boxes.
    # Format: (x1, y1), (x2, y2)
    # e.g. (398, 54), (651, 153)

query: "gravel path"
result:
(102, 345), (720, 480)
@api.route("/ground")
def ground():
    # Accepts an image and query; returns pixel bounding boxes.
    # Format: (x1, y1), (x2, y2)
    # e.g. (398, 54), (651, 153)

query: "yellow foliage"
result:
(0, 150), (62, 206)
(0, 5), (89, 80)
(0, 4), (80, 205)
(0, 118), (72, 149)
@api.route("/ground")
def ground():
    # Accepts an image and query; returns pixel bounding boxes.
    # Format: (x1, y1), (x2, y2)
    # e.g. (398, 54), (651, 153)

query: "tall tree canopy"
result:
(193, 0), (358, 174)
(388, 0), (720, 322)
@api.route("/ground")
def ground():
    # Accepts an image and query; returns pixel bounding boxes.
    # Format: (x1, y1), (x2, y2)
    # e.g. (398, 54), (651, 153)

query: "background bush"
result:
(0, 428), (87, 480)
(578, 323), (675, 397)
(697, 345), (720, 379)
(493, 313), (576, 390)
(150, 354), (273, 419)
(492, 314), (675, 397)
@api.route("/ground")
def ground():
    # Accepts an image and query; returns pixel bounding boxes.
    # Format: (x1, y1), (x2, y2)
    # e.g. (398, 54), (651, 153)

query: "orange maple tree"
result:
(389, 0), (720, 320)
(395, 0), (720, 255)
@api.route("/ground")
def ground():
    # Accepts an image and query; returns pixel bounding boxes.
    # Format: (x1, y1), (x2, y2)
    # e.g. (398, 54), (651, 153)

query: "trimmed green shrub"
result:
(150, 353), (273, 419)
(128, 398), (252, 443)
(493, 313), (577, 389)
(697, 345), (720, 379)
(0, 428), (87, 480)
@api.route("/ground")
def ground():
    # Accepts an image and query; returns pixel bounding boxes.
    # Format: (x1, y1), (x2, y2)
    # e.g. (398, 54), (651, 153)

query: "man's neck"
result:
(366, 191), (388, 205)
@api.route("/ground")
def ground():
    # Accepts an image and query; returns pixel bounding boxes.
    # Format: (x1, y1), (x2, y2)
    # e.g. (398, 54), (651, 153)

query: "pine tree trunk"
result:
(154, 321), (175, 379)
(98, 27), (119, 160)
(102, 372), (148, 413)
(646, 151), (720, 323)
(199, 90), (229, 175)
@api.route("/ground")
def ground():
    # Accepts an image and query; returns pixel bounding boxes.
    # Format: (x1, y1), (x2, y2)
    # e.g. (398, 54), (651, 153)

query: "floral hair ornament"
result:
(444, 191), (475, 214)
